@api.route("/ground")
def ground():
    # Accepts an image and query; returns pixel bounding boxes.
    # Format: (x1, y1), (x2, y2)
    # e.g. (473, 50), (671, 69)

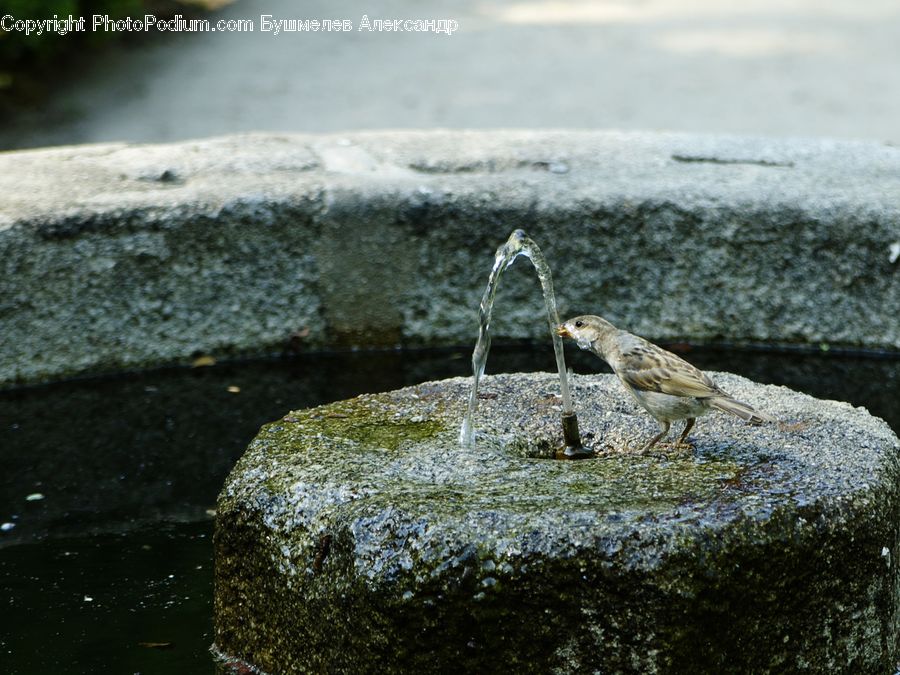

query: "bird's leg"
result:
(639, 421), (670, 453)
(675, 418), (696, 449)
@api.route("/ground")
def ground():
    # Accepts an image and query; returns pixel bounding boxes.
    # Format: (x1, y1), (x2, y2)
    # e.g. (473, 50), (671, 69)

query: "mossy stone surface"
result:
(213, 372), (900, 673)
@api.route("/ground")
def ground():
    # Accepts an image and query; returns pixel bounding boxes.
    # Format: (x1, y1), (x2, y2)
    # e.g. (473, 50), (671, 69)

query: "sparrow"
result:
(557, 315), (774, 452)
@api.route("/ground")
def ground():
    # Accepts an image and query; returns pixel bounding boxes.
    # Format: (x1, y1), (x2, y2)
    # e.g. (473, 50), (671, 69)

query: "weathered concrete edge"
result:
(1, 130), (898, 386)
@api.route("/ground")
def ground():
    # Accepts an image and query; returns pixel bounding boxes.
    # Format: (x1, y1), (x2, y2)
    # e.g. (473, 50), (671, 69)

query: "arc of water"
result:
(459, 229), (574, 447)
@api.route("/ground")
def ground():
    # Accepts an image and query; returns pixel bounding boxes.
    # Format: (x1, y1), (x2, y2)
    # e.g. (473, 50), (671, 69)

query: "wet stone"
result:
(213, 372), (900, 674)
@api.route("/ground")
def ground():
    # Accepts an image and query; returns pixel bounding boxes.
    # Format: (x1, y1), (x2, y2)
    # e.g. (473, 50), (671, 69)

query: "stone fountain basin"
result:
(213, 372), (900, 673)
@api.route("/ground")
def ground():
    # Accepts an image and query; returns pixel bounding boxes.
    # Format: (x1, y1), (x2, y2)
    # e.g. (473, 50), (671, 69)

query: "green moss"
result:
(317, 416), (443, 452)
(240, 390), (749, 522)
(274, 395), (445, 452)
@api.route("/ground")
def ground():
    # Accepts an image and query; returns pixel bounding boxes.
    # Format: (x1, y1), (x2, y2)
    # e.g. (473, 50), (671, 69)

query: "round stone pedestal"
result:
(213, 372), (900, 673)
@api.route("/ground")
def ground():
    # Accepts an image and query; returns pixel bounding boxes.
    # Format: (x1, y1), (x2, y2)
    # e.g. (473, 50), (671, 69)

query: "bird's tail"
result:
(709, 396), (775, 425)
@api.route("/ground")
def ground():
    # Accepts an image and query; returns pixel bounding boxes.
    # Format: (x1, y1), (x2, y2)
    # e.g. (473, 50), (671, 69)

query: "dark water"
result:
(1, 346), (898, 674)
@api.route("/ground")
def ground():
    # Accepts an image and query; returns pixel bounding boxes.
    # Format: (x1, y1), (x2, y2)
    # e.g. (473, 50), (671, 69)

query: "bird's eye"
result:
(574, 320), (583, 328)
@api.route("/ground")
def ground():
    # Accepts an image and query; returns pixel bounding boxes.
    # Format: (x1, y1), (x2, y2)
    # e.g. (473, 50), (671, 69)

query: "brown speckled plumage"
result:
(558, 315), (774, 451)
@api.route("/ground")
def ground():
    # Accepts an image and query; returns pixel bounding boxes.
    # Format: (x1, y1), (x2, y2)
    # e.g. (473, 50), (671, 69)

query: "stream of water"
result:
(460, 230), (574, 447)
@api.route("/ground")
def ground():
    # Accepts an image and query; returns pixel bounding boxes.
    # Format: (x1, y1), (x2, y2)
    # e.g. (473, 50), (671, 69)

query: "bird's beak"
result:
(556, 324), (571, 338)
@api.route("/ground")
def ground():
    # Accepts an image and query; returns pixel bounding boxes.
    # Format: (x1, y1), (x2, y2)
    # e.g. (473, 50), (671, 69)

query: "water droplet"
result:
(889, 241), (900, 264)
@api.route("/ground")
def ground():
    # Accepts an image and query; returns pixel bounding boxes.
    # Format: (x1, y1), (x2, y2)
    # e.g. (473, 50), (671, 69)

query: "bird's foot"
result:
(635, 440), (694, 459)
(621, 438), (649, 454)
(635, 442), (667, 459)
(621, 437), (677, 458)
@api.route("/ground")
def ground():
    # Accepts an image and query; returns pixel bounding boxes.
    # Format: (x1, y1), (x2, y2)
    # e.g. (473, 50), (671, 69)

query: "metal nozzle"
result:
(557, 412), (594, 460)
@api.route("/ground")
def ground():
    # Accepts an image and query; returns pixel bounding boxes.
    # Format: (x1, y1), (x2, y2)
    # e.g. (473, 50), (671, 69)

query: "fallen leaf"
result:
(192, 355), (216, 368)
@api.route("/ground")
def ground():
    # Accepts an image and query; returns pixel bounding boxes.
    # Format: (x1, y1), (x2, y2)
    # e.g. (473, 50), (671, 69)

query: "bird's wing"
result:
(616, 340), (723, 399)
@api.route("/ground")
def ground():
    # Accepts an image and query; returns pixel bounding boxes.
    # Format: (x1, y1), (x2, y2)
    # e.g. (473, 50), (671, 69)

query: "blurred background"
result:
(2, 0), (899, 151)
